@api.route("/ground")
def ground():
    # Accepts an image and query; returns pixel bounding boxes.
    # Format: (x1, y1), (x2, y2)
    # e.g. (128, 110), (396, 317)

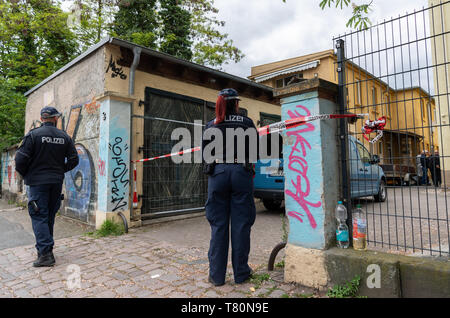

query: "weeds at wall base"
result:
(85, 219), (125, 238)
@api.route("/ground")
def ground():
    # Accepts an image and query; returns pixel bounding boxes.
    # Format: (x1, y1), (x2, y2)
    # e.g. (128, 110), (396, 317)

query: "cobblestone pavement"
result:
(0, 229), (322, 298)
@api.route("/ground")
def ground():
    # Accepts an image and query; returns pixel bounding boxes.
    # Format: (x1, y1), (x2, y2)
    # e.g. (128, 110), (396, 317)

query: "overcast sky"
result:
(61, 0), (431, 83)
(214, 0), (429, 78)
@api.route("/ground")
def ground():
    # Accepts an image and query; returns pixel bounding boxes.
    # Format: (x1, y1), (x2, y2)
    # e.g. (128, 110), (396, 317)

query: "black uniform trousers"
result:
(27, 183), (63, 255)
(205, 164), (256, 284)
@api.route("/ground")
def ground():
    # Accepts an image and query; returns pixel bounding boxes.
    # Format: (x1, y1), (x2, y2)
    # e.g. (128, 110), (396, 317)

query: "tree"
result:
(183, 0), (244, 68)
(0, 0), (78, 93)
(0, 81), (26, 150)
(159, 0), (192, 60)
(0, 0), (78, 149)
(111, 0), (243, 68)
(111, 0), (159, 49)
(67, 0), (118, 52)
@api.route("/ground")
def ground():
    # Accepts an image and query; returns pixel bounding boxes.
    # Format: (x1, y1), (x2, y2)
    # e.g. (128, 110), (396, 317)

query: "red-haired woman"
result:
(202, 88), (258, 286)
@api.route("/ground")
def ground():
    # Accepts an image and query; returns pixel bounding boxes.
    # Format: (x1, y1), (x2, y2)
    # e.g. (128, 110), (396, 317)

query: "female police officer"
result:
(202, 88), (258, 286)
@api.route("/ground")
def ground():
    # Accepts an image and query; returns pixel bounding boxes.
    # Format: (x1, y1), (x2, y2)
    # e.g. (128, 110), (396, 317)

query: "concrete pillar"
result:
(275, 78), (340, 289)
(95, 92), (135, 229)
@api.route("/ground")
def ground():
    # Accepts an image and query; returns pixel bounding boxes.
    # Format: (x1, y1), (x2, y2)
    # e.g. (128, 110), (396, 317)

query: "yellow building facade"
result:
(249, 50), (439, 178)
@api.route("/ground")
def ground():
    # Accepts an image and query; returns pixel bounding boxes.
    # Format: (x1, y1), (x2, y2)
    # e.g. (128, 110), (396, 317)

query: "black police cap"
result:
(218, 88), (241, 101)
(40, 106), (62, 118)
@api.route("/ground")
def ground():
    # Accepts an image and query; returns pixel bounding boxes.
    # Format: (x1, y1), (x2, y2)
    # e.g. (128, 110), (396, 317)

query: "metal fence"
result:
(334, 1), (449, 257)
(138, 87), (215, 219)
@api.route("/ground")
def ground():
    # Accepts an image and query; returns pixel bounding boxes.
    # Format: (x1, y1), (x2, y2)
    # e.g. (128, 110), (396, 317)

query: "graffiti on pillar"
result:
(109, 136), (129, 211)
(98, 158), (106, 176)
(64, 144), (93, 221)
(284, 105), (322, 229)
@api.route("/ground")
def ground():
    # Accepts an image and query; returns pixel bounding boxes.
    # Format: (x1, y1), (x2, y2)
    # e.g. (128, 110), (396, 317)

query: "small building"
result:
(7, 37), (280, 227)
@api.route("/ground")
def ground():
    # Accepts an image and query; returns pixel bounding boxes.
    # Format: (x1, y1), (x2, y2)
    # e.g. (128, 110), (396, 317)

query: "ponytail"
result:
(214, 96), (240, 125)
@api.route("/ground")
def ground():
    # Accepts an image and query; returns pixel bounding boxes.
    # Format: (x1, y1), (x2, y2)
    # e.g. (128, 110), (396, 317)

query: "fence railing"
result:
(334, 0), (450, 257)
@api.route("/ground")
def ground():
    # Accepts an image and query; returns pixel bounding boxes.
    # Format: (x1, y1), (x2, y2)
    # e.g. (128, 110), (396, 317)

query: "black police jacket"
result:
(15, 122), (79, 186)
(202, 113), (259, 164)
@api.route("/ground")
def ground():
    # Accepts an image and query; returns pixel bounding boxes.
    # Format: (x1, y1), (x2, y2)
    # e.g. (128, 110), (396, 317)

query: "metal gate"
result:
(140, 87), (215, 218)
(334, 1), (449, 257)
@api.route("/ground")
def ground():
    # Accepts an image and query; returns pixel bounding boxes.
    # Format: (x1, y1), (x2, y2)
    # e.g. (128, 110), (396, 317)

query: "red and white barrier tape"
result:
(362, 116), (386, 144)
(131, 113), (383, 208)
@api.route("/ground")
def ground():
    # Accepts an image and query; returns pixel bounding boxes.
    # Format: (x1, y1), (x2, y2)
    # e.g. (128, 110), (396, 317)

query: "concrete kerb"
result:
(323, 248), (450, 298)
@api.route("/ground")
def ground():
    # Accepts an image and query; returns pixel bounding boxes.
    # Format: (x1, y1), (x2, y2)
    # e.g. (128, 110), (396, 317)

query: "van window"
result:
(356, 143), (371, 164)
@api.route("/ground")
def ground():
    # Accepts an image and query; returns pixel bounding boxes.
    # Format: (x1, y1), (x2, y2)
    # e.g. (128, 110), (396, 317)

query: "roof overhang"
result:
(25, 37), (275, 103)
(253, 60), (320, 83)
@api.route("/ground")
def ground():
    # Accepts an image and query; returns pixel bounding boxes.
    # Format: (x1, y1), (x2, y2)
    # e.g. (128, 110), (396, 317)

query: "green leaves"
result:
(346, 2), (372, 30)
(0, 80), (26, 150)
(319, 0), (373, 30)
(0, 0), (77, 149)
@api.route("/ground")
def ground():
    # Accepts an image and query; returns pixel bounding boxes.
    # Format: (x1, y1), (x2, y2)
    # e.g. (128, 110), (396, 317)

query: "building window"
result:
(371, 86), (378, 114)
(355, 79), (362, 105)
(384, 94), (391, 117)
(275, 73), (303, 88)
(371, 86), (377, 106)
(428, 103), (433, 133)
(275, 79), (284, 88)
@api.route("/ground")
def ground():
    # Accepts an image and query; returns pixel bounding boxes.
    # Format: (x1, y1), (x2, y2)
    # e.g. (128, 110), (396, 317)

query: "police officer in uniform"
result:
(15, 107), (79, 267)
(202, 88), (258, 286)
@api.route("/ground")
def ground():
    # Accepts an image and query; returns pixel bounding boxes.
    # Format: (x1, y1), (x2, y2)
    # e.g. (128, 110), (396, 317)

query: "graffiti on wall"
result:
(64, 144), (93, 221)
(284, 105), (322, 230)
(1, 150), (22, 194)
(109, 136), (129, 212)
(62, 103), (96, 221)
(106, 54), (127, 80)
(84, 97), (101, 115)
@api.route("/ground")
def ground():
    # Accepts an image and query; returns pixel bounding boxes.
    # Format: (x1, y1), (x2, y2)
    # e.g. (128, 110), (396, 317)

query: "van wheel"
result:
(374, 180), (387, 202)
(263, 199), (282, 211)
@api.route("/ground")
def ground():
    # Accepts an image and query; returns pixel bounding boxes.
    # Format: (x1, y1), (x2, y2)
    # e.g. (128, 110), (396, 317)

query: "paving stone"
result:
(30, 286), (50, 297)
(93, 290), (117, 298)
(158, 273), (181, 283)
(116, 284), (140, 296)
(204, 290), (220, 298)
(267, 289), (286, 298)
(167, 292), (189, 298)
(13, 289), (32, 298)
(156, 286), (175, 296)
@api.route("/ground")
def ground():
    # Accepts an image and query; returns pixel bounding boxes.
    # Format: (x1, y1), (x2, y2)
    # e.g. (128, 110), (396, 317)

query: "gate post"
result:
(336, 39), (353, 240)
(95, 92), (135, 229)
(274, 78), (340, 289)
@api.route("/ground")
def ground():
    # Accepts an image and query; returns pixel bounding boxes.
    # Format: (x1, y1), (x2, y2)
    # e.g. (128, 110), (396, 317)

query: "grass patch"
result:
(86, 219), (125, 238)
(274, 260), (285, 269)
(327, 275), (363, 298)
(249, 273), (271, 289)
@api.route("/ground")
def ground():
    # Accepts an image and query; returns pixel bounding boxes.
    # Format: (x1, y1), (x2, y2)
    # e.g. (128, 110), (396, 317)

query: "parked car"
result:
(348, 135), (387, 202)
(254, 135), (387, 211)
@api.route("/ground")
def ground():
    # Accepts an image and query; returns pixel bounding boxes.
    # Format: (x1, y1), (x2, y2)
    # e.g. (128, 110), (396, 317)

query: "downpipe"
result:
(128, 46), (142, 219)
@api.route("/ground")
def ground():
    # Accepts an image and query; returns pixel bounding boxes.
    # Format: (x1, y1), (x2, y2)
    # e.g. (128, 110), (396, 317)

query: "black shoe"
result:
(208, 276), (225, 287)
(235, 270), (254, 284)
(33, 252), (55, 267)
